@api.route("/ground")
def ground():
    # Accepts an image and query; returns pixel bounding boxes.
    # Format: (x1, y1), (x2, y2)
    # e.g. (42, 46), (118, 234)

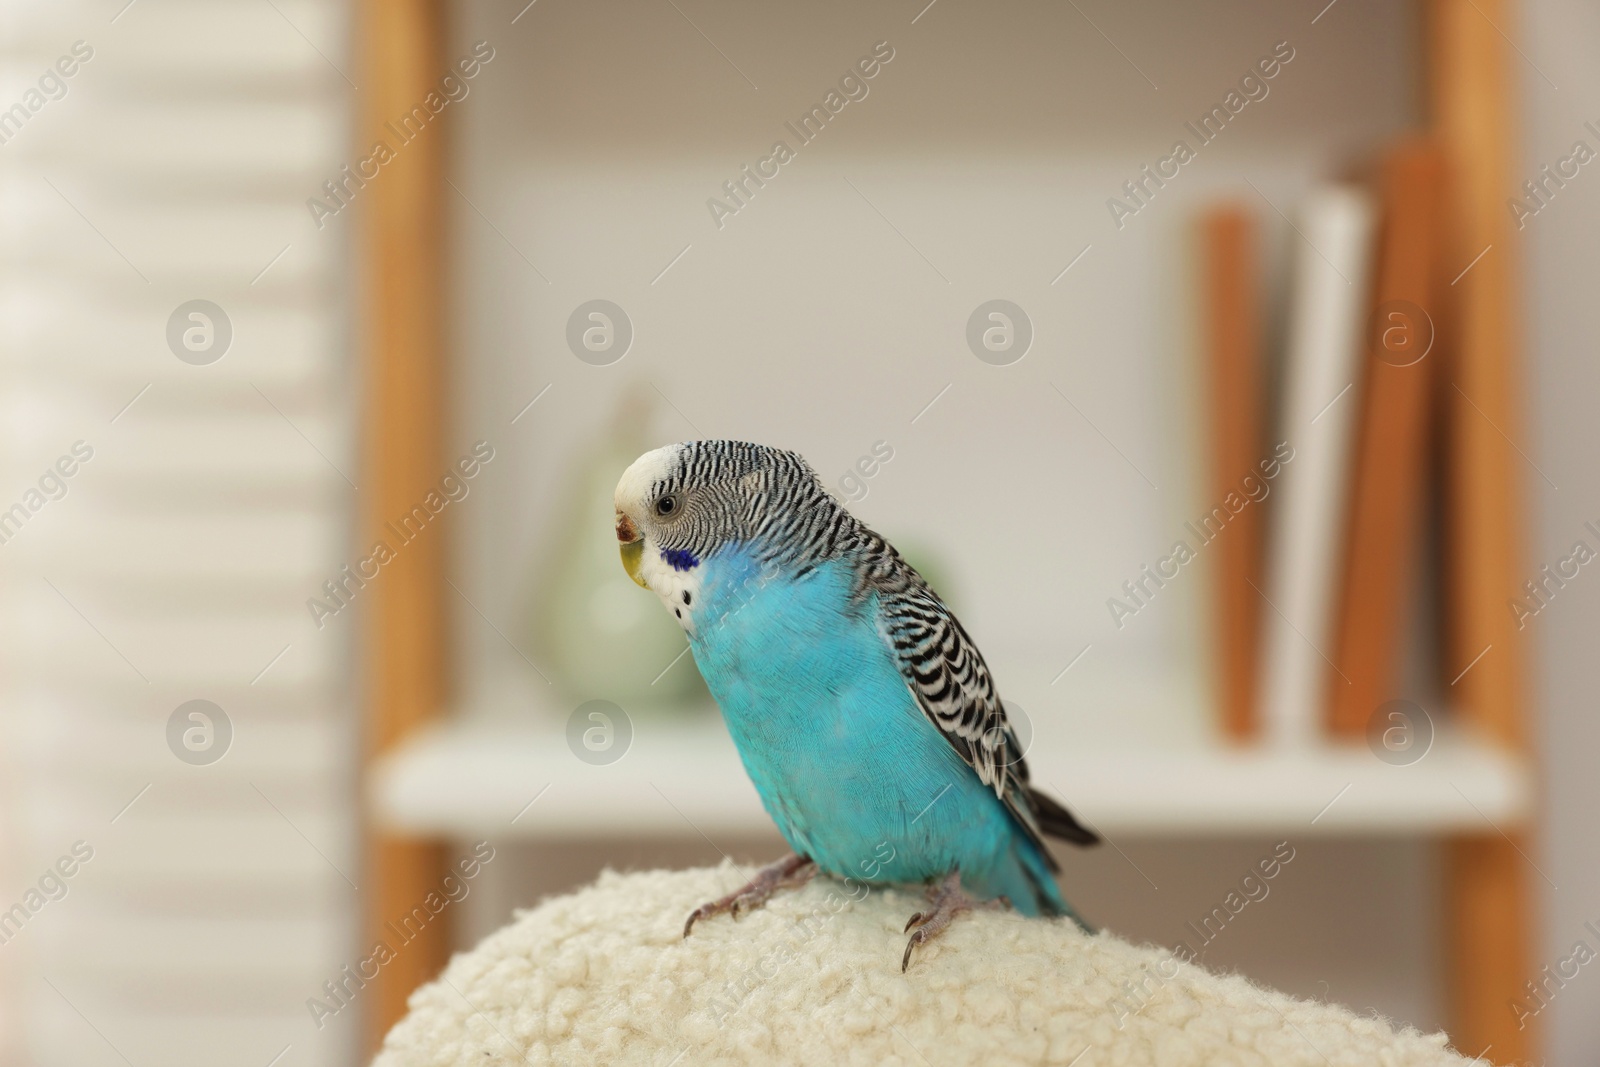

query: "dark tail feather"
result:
(1030, 788), (1100, 846)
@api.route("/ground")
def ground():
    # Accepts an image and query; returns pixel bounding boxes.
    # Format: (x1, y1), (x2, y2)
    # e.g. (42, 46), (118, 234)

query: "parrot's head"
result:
(613, 440), (826, 621)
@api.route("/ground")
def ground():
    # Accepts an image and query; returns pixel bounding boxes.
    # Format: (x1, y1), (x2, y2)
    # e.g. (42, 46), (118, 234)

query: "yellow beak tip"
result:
(620, 541), (648, 588)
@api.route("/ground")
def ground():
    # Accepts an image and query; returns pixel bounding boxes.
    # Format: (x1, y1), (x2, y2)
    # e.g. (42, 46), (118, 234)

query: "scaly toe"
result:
(680, 855), (815, 940)
(683, 906), (717, 939)
(896, 870), (986, 971)
(901, 929), (927, 972)
(737, 887), (773, 918)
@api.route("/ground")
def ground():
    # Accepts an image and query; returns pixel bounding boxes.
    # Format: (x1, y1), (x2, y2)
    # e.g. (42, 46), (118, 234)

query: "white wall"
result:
(1520, 1), (1600, 1060)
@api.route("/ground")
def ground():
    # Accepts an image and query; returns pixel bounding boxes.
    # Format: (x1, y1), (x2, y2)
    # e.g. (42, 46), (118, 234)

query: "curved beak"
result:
(616, 512), (647, 588)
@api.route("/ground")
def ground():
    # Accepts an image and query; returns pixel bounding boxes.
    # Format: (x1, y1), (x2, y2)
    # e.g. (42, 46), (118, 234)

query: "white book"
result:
(1258, 186), (1376, 747)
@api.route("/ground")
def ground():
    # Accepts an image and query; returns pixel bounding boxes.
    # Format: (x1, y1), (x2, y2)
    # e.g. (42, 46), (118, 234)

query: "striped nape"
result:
(642, 441), (858, 576)
(641, 441), (925, 594)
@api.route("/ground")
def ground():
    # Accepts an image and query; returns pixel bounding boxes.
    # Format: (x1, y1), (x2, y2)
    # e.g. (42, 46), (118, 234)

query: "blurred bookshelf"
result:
(358, 0), (1538, 1059)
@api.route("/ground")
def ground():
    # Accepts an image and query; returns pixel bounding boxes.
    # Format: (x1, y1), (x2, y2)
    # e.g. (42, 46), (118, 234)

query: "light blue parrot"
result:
(613, 441), (1098, 968)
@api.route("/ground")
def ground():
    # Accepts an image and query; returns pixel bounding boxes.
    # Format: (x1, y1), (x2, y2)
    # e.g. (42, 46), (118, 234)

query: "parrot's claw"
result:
(683, 853), (816, 938)
(900, 871), (1002, 972)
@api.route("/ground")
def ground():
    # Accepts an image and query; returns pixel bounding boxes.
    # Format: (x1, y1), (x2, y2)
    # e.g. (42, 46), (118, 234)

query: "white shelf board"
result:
(369, 711), (1533, 840)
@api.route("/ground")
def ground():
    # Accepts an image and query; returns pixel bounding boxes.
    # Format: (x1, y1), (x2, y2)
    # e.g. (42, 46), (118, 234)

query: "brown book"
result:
(1327, 140), (1446, 737)
(1199, 204), (1263, 741)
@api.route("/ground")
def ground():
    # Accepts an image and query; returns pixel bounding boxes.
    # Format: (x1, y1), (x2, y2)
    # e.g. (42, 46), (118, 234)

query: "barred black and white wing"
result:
(861, 541), (1099, 857)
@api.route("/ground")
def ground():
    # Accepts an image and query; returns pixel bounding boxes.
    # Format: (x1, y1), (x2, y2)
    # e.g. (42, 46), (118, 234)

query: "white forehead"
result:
(614, 443), (685, 511)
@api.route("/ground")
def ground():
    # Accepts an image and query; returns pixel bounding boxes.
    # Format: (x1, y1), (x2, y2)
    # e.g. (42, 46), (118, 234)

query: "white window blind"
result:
(0, 2), (356, 1065)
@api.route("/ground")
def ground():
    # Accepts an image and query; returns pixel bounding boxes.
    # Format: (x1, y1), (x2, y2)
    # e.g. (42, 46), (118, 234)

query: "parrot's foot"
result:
(683, 853), (816, 938)
(901, 871), (1006, 972)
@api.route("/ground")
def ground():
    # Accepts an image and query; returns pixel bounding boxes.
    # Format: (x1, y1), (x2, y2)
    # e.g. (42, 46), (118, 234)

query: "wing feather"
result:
(855, 535), (1099, 859)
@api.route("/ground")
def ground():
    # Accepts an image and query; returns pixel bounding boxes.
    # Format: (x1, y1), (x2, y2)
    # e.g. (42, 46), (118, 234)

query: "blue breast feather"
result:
(685, 547), (1065, 916)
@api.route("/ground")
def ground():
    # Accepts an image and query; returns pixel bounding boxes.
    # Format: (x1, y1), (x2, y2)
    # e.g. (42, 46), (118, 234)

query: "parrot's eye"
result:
(654, 493), (682, 518)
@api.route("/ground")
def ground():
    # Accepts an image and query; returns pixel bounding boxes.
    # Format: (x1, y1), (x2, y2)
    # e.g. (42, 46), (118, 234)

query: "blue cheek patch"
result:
(662, 547), (700, 572)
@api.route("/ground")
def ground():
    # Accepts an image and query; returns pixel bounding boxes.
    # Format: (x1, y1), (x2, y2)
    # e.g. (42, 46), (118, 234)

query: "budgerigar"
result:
(613, 441), (1098, 969)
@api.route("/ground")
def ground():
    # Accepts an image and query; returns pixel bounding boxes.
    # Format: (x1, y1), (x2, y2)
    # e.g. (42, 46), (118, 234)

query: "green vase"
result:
(533, 389), (710, 712)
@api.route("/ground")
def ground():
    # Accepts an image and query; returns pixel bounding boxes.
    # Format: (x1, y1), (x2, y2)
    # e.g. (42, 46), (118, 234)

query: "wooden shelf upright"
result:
(1428, 0), (1536, 1061)
(359, 0), (453, 1054)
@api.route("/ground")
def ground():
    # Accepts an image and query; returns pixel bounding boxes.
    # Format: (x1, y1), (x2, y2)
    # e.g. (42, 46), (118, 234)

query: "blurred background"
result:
(0, 0), (1593, 1063)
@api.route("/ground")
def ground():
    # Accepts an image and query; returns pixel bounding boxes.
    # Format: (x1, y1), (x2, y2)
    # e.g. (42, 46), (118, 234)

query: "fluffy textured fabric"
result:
(373, 864), (1473, 1067)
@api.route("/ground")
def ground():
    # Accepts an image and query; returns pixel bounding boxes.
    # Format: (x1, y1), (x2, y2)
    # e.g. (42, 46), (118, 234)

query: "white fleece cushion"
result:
(373, 864), (1472, 1067)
